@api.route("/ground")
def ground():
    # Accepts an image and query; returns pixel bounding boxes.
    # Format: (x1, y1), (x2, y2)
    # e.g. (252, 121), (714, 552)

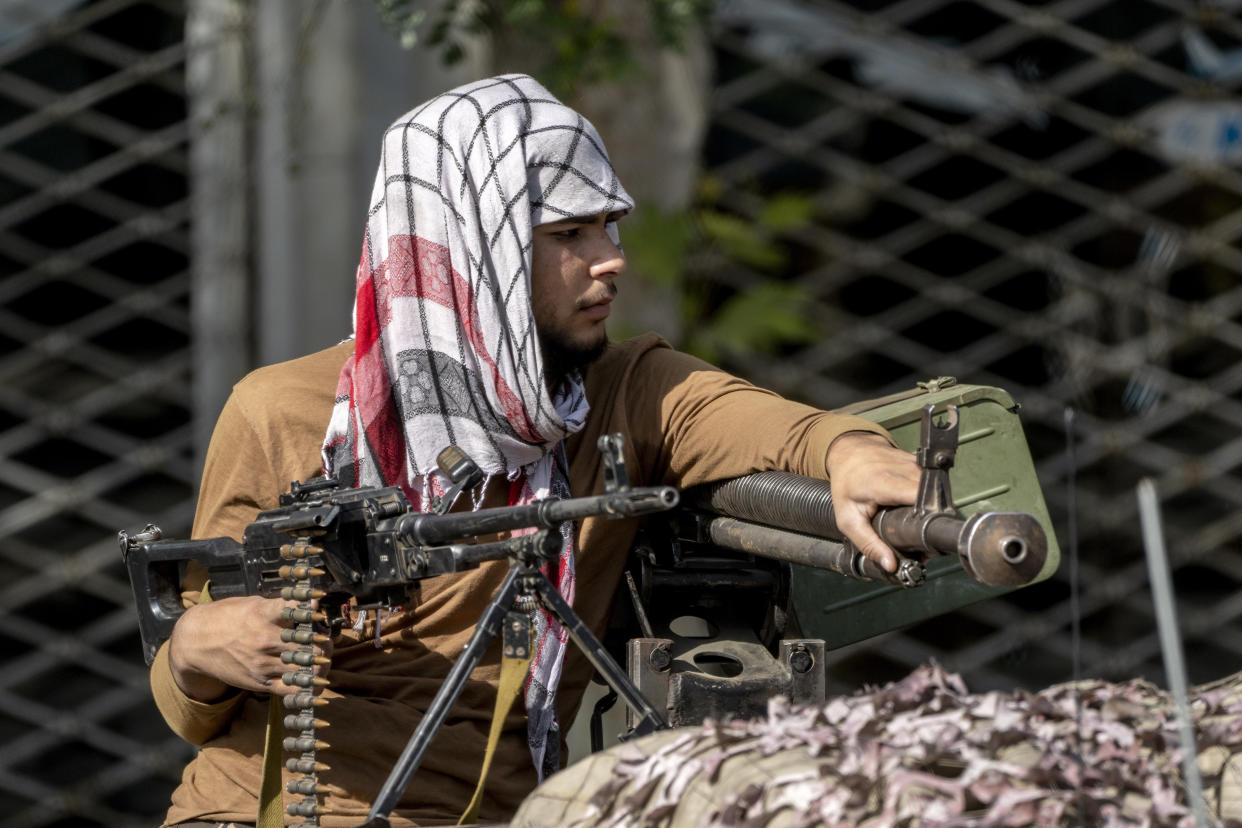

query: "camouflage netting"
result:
(513, 663), (1242, 827)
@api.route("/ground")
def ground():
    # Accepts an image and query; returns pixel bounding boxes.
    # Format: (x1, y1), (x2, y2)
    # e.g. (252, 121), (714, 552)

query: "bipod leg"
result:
(361, 564), (523, 825)
(527, 567), (669, 738)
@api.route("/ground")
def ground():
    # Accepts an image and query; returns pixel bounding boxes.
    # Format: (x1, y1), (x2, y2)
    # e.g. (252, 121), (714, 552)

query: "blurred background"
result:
(3, 0), (1241, 823)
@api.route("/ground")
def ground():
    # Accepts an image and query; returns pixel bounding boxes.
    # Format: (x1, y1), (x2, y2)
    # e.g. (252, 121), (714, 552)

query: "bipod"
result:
(357, 527), (669, 827)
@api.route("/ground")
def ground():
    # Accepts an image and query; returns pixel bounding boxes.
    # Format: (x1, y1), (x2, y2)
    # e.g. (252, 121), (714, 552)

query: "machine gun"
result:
(120, 435), (677, 665)
(600, 402), (1051, 741)
(119, 434), (679, 828)
(121, 398), (1054, 824)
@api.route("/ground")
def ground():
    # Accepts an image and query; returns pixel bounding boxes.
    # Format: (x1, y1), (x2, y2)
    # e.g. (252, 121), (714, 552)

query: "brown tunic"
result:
(151, 332), (888, 827)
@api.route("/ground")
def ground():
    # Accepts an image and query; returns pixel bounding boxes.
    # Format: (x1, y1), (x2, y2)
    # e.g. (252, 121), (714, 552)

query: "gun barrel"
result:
(702, 472), (839, 539)
(955, 510), (1047, 587)
(398, 486), (680, 546)
(707, 517), (898, 584)
(872, 506), (1046, 586)
(700, 471), (1046, 588)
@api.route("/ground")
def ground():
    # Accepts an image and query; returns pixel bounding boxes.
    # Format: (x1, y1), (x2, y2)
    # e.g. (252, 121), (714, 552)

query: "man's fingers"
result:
(171, 595), (332, 698)
(824, 431), (923, 573)
(837, 504), (898, 573)
(852, 452), (920, 507)
(883, 463), (922, 505)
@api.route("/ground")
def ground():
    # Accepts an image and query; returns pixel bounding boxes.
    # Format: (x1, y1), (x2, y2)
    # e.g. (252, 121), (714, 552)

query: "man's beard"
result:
(540, 329), (609, 387)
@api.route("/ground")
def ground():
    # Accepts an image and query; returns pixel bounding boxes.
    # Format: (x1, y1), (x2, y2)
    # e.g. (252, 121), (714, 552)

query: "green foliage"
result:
(684, 192), (821, 362)
(698, 211), (787, 272)
(621, 189), (823, 363)
(759, 192), (818, 232)
(686, 281), (819, 361)
(648, 0), (715, 49)
(372, 0), (712, 98)
(535, 10), (637, 99)
(620, 206), (693, 290)
(373, 0), (430, 49)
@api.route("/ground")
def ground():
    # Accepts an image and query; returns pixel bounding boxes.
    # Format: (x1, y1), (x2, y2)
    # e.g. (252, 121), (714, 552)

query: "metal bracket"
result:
(502, 610), (532, 660)
(627, 634), (829, 729)
(865, 404), (961, 588)
(914, 404), (959, 517)
(283, 476), (339, 505)
(779, 639), (826, 704)
(598, 433), (630, 493)
(429, 445), (485, 516)
(117, 523), (161, 560)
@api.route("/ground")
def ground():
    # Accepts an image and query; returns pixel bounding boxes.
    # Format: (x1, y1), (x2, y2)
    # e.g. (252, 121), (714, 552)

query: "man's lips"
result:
(580, 297), (613, 320)
(578, 286), (616, 320)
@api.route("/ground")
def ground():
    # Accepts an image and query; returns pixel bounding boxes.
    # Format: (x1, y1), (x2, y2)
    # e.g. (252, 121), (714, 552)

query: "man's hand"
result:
(167, 596), (331, 702)
(825, 431), (921, 573)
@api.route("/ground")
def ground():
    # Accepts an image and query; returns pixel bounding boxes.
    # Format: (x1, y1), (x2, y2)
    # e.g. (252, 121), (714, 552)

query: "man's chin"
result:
(541, 331), (609, 383)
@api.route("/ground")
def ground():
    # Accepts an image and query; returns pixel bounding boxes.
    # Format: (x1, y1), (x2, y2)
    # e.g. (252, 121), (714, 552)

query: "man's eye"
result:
(553, 228), (580, 239)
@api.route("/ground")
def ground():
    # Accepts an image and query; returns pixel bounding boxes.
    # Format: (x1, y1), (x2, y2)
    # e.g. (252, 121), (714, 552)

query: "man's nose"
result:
(589, 236), (626, 280)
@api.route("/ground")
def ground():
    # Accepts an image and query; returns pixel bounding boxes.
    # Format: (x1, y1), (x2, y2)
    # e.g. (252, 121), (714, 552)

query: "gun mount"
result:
(603, 403), (1052, 742)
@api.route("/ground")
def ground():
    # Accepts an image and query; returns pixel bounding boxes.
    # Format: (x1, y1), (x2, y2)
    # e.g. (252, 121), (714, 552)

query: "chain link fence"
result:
(6, 0), (1242, 823)
(0, 0), (195, 824)
(700, 0), (1242, 694)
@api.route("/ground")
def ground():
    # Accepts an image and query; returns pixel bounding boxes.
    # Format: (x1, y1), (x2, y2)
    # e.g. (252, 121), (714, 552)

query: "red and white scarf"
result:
(321, 75), (633, 779)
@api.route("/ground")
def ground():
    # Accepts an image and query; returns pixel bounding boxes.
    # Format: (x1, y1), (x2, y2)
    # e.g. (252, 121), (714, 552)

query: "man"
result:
(152, 75), (919, 827)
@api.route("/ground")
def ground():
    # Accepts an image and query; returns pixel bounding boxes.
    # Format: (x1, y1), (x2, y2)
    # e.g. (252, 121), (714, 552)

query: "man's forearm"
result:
(167, 604), (241, 703)
(149, 640), (247, 745)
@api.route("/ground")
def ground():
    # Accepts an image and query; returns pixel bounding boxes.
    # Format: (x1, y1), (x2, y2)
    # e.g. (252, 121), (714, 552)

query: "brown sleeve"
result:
(149, 639), (246, 745)
(191, 387), (283, 546)
(148, 388), (283, 743)
(627, 343), (893, 487)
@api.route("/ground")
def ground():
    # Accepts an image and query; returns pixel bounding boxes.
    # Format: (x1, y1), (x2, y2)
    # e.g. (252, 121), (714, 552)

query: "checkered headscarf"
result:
(321, 75), (633, 779)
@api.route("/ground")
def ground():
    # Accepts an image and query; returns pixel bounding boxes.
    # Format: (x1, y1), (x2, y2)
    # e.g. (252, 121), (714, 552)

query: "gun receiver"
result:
(118, 434), (679, 666)
(691, 404), (1047, 589)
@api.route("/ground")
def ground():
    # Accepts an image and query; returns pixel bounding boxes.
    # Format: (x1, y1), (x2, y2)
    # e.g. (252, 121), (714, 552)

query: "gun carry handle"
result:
(120, 535), (244, 665)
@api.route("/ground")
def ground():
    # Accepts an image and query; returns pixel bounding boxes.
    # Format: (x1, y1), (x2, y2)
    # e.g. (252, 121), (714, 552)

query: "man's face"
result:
(531, 210), (628, 381)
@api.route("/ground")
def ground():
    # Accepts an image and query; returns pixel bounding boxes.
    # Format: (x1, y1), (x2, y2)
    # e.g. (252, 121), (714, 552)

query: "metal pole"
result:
(186, 0), (253, 474)
(1136, 478), (1208, 826)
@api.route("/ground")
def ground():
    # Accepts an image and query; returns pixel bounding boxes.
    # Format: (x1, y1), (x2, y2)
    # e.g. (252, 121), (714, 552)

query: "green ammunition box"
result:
(790, 378), (1061, 650)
